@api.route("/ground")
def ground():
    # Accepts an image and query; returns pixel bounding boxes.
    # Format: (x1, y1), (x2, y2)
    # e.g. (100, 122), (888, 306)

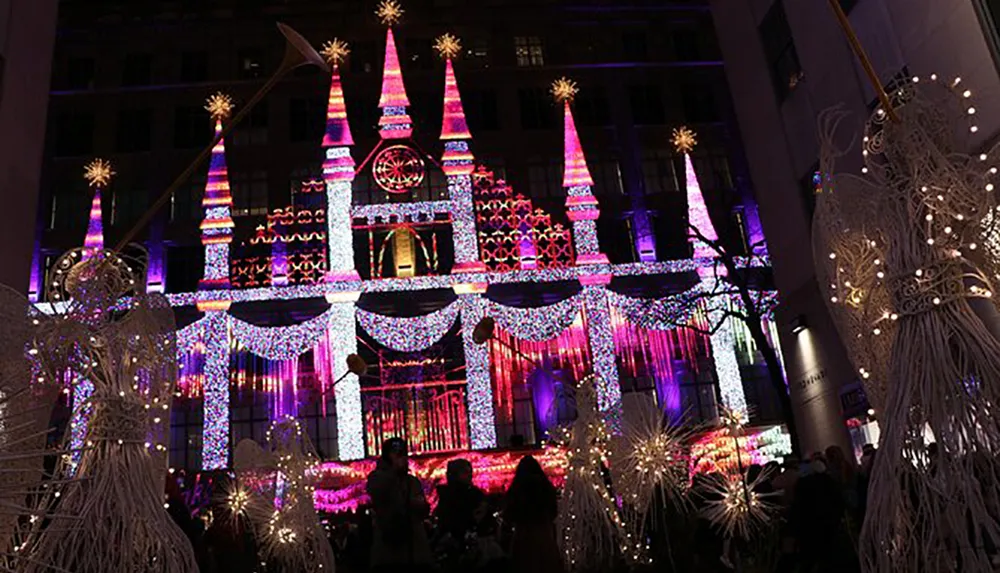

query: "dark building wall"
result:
(0, 0), (58, 294)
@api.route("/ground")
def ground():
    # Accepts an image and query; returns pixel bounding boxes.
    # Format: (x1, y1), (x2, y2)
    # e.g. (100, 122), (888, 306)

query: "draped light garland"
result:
(356, 301), (460, 352)
(230, 307), (335, 360)
(486, 292), (583, 341)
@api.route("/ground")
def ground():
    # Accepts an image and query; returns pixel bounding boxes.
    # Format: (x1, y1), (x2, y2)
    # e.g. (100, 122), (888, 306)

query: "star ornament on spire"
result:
(84, 158), (115, 188)
(672, 126), (698, 153)
(376, 0), (403, 26)
(321, 38), (350, 67)
(434, 33), (461, 60)
(205, 92), (234, 122)
(551, 77), (578, 103)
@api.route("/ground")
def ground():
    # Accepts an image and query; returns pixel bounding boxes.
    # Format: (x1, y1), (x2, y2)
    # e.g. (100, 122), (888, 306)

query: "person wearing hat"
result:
(366, 437), (433, 572)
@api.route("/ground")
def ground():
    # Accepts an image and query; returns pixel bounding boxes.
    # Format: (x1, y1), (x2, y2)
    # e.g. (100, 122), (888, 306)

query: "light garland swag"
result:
(814, 75), (1000, 572)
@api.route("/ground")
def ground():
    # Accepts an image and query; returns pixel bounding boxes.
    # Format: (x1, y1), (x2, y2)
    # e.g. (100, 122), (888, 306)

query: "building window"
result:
(628, 85), (666, 125)
(289, 97), (325, 143)
(518, 87), (557, 130)
(514, 36), (544, 67)
(173, 105), (211, 149)
(351, 41), (376, 74)
(237, 48), (264, 79)
(232, 102), (268, 146)
(64, 57), (95, 90)
(54, 112), (95, 156)
(121, 53), (152, 87)
(50, 190), (88, 231)
(622, 32), (648, 62)
(680, 82), (719, 123)
(672, 27), (702, 61)
(405, 38), (435, 71)
(230, 389), (271, 453)
(180, 51), (208, 83)
(575, 87), (611, 127)
(642, 151), (679, 194)
(116, 109), (152, 152)
(468, 38), (490, 65)
(759, 1), (803, 102)
(171, 175), (206, 222)
(591, 159), (624, 196)
(169, 399), (202, 470)
(465, 89), (499, 132)
(232, 170), (269, 217)
(111, 186), (147, 227)
(527, 160), (564, 198)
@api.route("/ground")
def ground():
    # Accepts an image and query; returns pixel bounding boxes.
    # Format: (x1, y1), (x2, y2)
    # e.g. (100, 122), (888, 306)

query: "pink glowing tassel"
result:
(440, 59), (471, 140)
(83, 186), (105, 260)
(683, 151), (718, 261)
(379, 28), (410, 108)
(561, 101), (594, 188)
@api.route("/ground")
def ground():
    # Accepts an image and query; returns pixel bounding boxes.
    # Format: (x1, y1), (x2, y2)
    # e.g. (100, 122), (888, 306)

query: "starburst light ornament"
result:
(671, 126), (697, 153)
(814, 74), (1000, 572)
(551, 77), (578, 103)
(376, 0), (403, 26)
(434, 33), (461, 60)
(321, 38), (350, 67)
(84, 158), (115, 188)
(204, 92), (234, 122)
(701, 468), (779, 539)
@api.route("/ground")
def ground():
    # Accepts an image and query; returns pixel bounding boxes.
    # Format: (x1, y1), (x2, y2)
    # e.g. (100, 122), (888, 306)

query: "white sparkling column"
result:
(330, 302), (363, 460)
(582, 284), (622, 431)
(459, 293), (496, 448)
(201, 310), (230, 469)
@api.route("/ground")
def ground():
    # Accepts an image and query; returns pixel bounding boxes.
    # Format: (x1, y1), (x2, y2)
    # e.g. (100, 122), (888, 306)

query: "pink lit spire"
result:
(440, 58), (472, 140)
(674, 127), (717, 261)
(555, 80), (594, 187)
(82, 158), (113, 260)
(378, 28), (410, 109)
(321, 39), (354, 148)
(199, 93), (235, 290)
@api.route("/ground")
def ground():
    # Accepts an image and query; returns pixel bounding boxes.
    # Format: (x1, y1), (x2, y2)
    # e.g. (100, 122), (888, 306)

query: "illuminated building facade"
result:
(37, 0), (783, 470)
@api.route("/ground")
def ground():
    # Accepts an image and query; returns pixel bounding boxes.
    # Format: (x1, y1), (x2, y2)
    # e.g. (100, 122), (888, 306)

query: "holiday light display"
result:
(356, 302), (460, 352)
(52, 8), (782, 478)
(555, 78), (609, 266)
(82, 159), (113, 260)
(200, 93), (236, 291)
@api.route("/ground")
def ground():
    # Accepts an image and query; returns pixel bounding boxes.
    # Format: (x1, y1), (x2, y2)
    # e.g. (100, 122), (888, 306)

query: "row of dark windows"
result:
(53, 83), (719, 156)
(55, 29), (711, 91)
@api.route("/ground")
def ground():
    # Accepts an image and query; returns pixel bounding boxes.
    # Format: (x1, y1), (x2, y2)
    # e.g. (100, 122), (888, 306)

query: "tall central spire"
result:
(82, 158), (114, 261)
(199, 93), (236, 291)
(376, 0), (412, 139)
(673, 127), (718, 262)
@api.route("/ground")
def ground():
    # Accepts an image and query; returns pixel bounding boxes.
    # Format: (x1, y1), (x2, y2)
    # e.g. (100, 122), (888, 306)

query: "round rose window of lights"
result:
(373, 144), (426, 193)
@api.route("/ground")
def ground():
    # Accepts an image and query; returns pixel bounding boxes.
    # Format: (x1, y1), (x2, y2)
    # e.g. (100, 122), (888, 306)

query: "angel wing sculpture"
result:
(813, 76), (1000, 572)
(18, 255), (199, 572)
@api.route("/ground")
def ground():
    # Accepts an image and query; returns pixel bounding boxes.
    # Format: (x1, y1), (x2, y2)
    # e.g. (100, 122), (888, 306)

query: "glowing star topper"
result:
(321, 38), (350, 66)
(376, 0), (403, 25)
(672, 126), (697, 153)
(205, 92), (234, 122)
(434, 33), (462, 60)
(551, 77), (579, 103)
(84, 158), (115, 188)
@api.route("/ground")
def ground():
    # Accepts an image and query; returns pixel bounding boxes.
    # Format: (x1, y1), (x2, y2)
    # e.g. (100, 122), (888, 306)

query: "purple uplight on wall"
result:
(529, 365), (557, 434)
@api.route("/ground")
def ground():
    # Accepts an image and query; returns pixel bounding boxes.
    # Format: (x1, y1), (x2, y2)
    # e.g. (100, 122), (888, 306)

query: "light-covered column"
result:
(582, 284), (622, 431)
(458, 292), (496, 448)
(200, 309), (230, 469)
(328, 302), (364, 460)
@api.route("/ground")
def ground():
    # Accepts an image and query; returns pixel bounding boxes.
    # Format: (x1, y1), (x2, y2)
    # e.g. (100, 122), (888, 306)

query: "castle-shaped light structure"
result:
(55, 8), (777, 468)
(676, 127), (747, 415)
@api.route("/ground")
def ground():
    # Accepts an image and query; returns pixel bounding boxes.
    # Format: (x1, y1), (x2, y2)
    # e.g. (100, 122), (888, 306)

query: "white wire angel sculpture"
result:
(813, 75), (1000, 572)
(17, 255), (199, 572)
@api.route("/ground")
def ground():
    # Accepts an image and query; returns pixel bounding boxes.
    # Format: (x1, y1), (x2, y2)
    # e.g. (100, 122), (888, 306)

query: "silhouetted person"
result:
(435, 458), (486, 542)
(367, 437), (432, 573)
(504, 455), (564, 573)
(792, 458), (859, 572)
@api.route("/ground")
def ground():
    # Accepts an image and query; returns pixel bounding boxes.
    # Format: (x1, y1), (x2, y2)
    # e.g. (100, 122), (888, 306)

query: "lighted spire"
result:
(376, 2), (412, 139)
(321, 39), (354, 148)
(199, 93), (235, 290)
(439, 35), (472, 141)
(82, 158), (113, 259)
(674, 127), (717, 260)
(554, 78), (594, 188)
